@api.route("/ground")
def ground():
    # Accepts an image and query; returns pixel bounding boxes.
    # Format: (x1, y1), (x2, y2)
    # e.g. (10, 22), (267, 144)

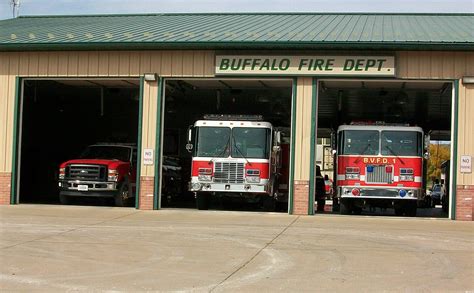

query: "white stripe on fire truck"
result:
(414, 176), (422, 183)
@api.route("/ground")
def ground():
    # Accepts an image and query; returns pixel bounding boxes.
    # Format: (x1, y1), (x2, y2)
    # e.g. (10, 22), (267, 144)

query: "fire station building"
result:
(0, 13), (472, 220)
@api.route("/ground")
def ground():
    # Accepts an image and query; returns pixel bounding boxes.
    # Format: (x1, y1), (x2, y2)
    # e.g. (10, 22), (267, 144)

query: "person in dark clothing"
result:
(315, 165), (326, 212)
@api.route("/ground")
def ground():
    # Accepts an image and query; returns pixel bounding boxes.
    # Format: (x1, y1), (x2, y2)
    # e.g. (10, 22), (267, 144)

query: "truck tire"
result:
(115, 180), (131, 207)
(352, 207), (362, 215)
(196, 192), (210, 210)
(406, 202), (417, 217)
(394, 208), (404, 216)
(59, 193), (71, 205)
(340, 199), (351, 215)
(263, 196), (276, 212)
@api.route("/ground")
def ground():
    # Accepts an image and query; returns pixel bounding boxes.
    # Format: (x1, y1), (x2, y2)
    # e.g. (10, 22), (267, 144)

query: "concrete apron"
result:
(0, 205), (472, 292)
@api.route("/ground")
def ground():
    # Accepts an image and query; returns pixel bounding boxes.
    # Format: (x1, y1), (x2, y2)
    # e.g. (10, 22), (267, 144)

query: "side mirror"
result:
(187, 125), (193, 143)
(330, 131), (336, 151)
(186, 143), (193, 152)
(423, 152), (430, 160)
(275, 131), (281, 145)
(424, 134), (430, 150)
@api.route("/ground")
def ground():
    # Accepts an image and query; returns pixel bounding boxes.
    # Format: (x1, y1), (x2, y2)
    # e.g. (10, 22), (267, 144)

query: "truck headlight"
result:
(192, 183), (202, 190)
(246, 169), (261, 183)
(59, 167), (65, 179)
(246, 176), (260, 183)
(345, 167), (360, 180)
(345, 173), (360, 180)
(198, 175), (212, 181)
(400, 168), (414, 181)
(400, 175), (414, 181)
(108, 169), (119, 182)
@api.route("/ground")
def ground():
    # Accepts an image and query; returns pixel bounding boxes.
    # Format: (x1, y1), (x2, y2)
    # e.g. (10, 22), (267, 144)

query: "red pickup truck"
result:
(58, 144), (137, 206)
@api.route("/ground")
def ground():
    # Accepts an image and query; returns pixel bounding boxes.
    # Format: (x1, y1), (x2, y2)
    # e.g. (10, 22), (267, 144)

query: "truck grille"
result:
(66, 165), (107, 181)
(213, 162), (245, 183)
(365, 165), (392, 184)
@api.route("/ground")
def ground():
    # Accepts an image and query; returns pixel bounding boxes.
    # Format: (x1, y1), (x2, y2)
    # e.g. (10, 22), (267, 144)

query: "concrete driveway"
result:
(0, 205), (472, 292)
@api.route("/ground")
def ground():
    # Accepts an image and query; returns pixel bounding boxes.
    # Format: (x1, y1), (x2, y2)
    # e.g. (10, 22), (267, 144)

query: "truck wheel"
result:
(115, 181), (131, 207)
(340, 199), (351, 215)
(394, 208), (404, 216)
(406, 202), (417, 217)
(352, 207), (362, 215)
(442, 200), (449, 213)
(196, 192), (210, 210)
(59, 193), (70, 205)
(263, 196), (276, 212)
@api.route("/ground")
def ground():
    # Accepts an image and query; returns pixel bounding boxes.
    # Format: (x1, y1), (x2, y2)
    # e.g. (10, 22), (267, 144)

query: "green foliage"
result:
(427, 143), (450, 182)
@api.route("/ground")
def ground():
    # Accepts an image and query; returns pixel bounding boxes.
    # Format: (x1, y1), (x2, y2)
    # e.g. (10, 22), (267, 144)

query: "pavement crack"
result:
(1, 210), (141, 250)
(209, 215), (300, 292)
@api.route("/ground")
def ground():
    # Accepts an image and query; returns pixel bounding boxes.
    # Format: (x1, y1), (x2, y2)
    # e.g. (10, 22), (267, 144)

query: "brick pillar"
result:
(0, 172), (11, 205)
(456, 185), (473, 221)
(293, 180), (309, 215)
(138, 176), (155, 210)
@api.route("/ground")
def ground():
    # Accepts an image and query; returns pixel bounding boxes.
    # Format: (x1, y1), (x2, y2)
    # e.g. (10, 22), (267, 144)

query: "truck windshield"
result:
(232, 128), (271, 159)
(338, 130), (379, 156)
(80, 146), (131, 162)
(195, 127), (231, 157)
(381, 131), (422, 156)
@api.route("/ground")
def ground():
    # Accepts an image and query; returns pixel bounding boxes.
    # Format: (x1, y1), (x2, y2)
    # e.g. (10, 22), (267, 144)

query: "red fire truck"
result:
(186, 115), (288, 210)
(335, 123), (428, 216)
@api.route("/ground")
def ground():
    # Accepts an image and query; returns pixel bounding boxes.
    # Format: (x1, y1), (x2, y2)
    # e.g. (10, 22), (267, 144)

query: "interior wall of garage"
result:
(0, 50), (473, 215)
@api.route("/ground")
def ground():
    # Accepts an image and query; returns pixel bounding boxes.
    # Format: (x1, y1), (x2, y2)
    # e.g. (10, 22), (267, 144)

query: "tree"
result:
(427, 143), (450, 183)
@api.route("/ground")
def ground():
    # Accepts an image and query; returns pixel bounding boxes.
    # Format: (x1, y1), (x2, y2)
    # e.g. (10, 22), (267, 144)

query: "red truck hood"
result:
(60, 159), (127, 169)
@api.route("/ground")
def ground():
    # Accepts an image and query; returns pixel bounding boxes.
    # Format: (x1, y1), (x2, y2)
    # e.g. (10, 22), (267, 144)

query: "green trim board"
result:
(288, 78), (297, 214)
(451, 80), (459, 220)
(1, 42), (473, 52)
(10, 77), (21, 205)
(154, 77), (164, 210)
(308, 78), (317, 215)
(135, 76), (145, 209)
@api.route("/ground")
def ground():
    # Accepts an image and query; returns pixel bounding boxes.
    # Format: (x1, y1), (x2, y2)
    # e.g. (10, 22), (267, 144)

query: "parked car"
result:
(430, 184), (443, 207)
(324, 176), (333, 199)
(161, 156), (183, 205)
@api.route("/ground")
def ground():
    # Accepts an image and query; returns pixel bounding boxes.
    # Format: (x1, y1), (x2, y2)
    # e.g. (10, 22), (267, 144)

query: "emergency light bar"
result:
(203, 114), (264, 121)
(349, 121), (410, 126)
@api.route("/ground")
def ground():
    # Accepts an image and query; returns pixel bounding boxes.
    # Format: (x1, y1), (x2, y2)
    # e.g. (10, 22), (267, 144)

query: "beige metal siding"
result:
(0, 50), (473, 187)
(294, 77), (313, 181)
(397, 51), (474, 186)
(141, 81), (158, 176)
(457, 84), (474, 186)
(0, 50), (215, 77)
(0, 50), (215, 173)
(397, 51), (474, 79)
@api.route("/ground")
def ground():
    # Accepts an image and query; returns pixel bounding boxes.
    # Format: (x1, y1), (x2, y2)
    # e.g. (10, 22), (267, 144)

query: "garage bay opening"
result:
(17, 79), (140, 207)
(161, 79), (293, 212)
(316, 80), (453, 218)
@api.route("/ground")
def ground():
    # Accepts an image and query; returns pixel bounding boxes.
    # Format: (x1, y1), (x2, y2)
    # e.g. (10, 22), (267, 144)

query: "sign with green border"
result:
(216, 55), (395, 76)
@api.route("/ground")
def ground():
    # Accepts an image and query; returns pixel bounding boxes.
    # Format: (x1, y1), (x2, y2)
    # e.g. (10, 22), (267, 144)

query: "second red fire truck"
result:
(334, 123), (429, 216)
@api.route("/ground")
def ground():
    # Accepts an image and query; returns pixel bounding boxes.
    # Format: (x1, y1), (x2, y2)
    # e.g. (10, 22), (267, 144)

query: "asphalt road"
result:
(0, 205), (472, 292)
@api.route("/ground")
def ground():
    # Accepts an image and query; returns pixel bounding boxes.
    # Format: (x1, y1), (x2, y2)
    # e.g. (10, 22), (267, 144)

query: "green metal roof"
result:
(0, 13), (473, 51)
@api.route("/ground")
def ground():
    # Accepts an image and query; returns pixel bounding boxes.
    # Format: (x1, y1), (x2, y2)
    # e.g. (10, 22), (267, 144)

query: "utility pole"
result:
(11, 0), (20, 18)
